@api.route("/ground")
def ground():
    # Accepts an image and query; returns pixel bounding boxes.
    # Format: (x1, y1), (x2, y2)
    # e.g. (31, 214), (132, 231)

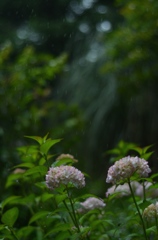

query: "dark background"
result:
(0, 0), (158, 196)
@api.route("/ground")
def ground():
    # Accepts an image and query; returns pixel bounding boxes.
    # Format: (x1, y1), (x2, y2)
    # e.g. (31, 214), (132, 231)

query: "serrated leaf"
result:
(1, 207), (19, 227)
(29, 211), (50, 224)
(1, 196), (21, 209)
(24, 166), (47, 176)
(40, 139), (61, 155)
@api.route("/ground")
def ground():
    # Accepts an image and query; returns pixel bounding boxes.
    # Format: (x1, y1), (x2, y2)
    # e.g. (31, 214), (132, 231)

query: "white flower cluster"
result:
(106, 183), (131, 197)
(46, 165), (85, 190)
(143, 202), (158, 222)
(106, 181), (158, 199)
(80, 197), (106, 211)
(106, 156), (151, 184)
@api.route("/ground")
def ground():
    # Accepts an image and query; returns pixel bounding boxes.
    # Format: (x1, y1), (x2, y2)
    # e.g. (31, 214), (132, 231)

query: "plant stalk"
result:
(128, 179), (148, 240)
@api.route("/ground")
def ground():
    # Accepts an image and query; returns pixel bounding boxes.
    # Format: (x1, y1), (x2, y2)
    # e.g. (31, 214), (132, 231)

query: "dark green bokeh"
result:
(0, 0), (158, 196)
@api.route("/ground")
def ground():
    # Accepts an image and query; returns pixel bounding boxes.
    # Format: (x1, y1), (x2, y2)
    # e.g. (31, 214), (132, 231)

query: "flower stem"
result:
(155, 215), (158, 237)
(142, 181), (146, 202)
(128, 180), (148, 240)
(66, 187), (81, 233)
(9, 227), (19, 240)
(63, 199), (77, 227)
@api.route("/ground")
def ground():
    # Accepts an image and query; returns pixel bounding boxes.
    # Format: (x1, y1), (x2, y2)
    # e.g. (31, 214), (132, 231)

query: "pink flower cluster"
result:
(106, 181), (158, 198)
(143, 202), (158, 221)
(106, 183), (132, 198)
(106, 156), (151, 184)
(46, 165), (85, 190)
(80, 197), (106, 211)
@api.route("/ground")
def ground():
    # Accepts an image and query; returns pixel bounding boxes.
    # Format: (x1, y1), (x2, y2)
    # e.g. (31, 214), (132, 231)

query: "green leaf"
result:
(29, 211), (49, 224)
(106, 148), (120, 155)
(80, 226), (91, 236)
(41, 193), (54, 202)
(1, 196), (21, 209)
(16, 194), (35, 205)
(142, 144), (153, 154)
(5, 173), (24, 188)
(40, 139), (61, 155)
(25, 135), (43, 145)
(43, 132), (49, 142)
(44, 223), (71, 237)
(54, 231), (71, 240)
(1, 207), (19, 227)
(151, 173), (158, 179)
(146, 226), (156, 235)
(0, 224), (5, 231)
(131, 147), (142, 155)
(52, 157), (77, 167)
(75, 193), (97, 202)
(17, 226), (35, 238)
(55, 194), (67, 204)
(131, 144), (154, 158)
(35, 182), (46, 189)
(141, 151), (154, 160)
(138, 200), (152, 211)
(13, 162), (35, 169)
(24, 166), (47, 176)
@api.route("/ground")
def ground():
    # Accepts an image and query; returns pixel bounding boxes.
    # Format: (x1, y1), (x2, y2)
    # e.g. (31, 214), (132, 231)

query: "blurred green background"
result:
(0, 0), (158, 196)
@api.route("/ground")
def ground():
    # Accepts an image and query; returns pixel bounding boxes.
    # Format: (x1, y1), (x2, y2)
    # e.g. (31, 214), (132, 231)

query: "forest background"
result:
(0, 0), (158, 197)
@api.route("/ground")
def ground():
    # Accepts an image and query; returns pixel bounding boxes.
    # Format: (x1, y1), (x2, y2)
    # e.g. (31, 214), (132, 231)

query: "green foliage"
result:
(1, 207), (19, 227)
(1, 135), (158, 239)
(60, 0), (158, 182)
(0, 43), (86, 199)
(107, 140), (154, 162)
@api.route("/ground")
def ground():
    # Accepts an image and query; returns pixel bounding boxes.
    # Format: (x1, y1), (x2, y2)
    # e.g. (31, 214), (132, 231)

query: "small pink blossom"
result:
(106, 156), (151, 184)
(46, 165), (85, 190)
